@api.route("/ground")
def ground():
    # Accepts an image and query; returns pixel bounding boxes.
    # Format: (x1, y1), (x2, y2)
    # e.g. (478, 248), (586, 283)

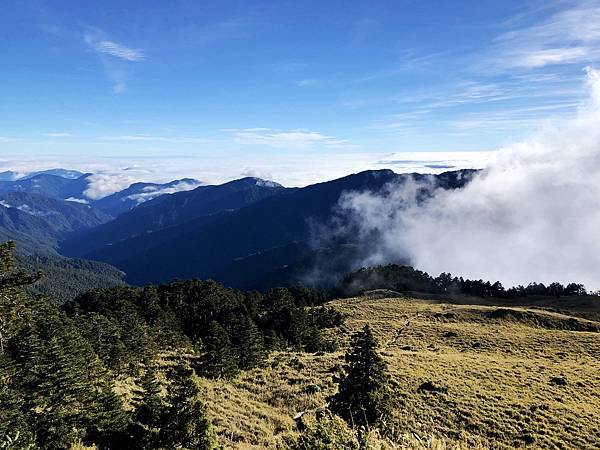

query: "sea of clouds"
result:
(334, 68), (600, 290)
(0, 151), (492, 198)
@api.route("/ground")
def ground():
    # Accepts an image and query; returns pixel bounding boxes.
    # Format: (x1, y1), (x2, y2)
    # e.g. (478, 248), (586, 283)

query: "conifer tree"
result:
(229, 315), (265, 370)
(0, 355), (35, 448)
(0, 241), (40, 355)
(201, 321), (238, 378)
(285, 413), (360, 450)
(129, 361), (165, 449)
(160, 361), (217, 449)
(330, 325), (392, 429)
(303, 325), (325, 353)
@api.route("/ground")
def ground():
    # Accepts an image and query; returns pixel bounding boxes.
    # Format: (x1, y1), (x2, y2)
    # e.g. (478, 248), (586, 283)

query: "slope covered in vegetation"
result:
(0, 241), (342, 449)
(199, 295), (599, 448)
(1, 240), (598, 449)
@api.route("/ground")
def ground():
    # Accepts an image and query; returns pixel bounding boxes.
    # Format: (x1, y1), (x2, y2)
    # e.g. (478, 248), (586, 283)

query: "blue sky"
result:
(1, 0), (599, 185)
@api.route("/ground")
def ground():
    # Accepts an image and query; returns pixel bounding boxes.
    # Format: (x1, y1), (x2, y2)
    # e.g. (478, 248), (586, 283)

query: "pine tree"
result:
(230, 316), (265, 370)
(201, 321), (238, 378)
(129, 361), (165, 449)
(285, 413), (360, 450)
(160, 361), (217, 450)
(13, 298), (126, 449)
(0, 355), (35, 449)
(330, 325), (392, 429)
(0, 241), (40, 355)
(303, 325), (325, 353)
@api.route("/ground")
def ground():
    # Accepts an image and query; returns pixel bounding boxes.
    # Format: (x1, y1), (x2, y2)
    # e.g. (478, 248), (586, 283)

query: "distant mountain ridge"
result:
(0, 168), (83, 181)
(61, 176), (288, 257)
(92, 178), (202, 216)
(0, 191), (112, 253)
(0, 167), (478, 290)
(62, 169), (477, 288)
(0, 171), (202, 215)
(0, 168), (202, 253)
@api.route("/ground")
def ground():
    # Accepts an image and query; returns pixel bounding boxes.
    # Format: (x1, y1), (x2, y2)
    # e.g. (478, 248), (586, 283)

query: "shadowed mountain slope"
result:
(64, 169), (476, 287)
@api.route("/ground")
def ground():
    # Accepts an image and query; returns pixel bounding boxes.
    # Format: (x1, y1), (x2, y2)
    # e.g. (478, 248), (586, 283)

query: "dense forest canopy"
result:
(335, 264), (595, 299)
(0, 241), (343, 449)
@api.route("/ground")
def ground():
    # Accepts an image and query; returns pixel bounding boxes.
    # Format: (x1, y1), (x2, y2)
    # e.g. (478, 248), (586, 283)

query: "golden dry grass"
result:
(200, 296), (600, 449)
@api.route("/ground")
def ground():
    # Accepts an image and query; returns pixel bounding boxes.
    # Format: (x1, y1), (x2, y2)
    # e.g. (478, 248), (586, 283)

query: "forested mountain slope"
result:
(64, 169), (476, 287)
(61, 177), (288, 257)
(0, 192), (112, 252)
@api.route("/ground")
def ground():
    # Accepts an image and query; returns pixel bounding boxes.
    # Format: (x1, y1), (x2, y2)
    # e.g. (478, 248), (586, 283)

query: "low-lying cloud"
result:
(84, 172), (144, 200)
(335, 68), (600, 290)
(125, 180), (203, 205)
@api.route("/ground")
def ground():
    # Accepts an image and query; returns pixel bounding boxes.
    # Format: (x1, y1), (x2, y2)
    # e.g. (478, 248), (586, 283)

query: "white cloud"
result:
(65, 197), (89, 204)
(296, 79), (318, 87)
(517, 47), (589, 68)
(44, 132), (73, 138)
(84, 173), (141, 200)
(82, 169), (203, 200)
(376, 151), (493, 173)
(240, 167), (275, 180)
(491, 2), (600, 69)
(126, 180), (203, 205)
(83, 31), (145, 93)
(333, 68), (600, 290)
(228, 128), (351, 149)
(85, 35), (145, 61)
(0, 149), (493, 193)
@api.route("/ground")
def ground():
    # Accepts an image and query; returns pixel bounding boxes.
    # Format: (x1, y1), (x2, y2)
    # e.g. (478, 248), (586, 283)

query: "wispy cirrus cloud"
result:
(84, 35), (144, 61)
(296, 79), (319, 87)
(224, 128), (352, 150)
(489, 1), (600, 70)
(43, 132), (73, 138)
(370, 77), (579, 133)
(84, 31), (145, 93)
(100, 134), (211, 144)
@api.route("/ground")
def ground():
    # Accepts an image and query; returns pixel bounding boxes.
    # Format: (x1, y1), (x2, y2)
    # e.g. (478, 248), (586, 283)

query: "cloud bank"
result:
(125, 180), (203, 205)
(336, 68), (600, 290)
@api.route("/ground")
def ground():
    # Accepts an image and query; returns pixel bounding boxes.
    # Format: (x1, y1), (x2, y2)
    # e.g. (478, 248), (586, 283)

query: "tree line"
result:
(335, 264), (595, 299)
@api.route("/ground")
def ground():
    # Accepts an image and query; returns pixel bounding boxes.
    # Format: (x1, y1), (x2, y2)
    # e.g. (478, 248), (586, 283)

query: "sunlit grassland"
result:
(201, 296), (600, 449)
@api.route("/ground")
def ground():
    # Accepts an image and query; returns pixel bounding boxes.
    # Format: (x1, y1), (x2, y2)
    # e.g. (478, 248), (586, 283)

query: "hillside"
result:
(91, 178), (202, 216)
(201, 294), (600, 448)
(2, 238), (598, 449)
(61, 177), (288, 257)
(0, 192), (112, 252)
(17, 253), (126, 301)
(63, 169), (476, 287)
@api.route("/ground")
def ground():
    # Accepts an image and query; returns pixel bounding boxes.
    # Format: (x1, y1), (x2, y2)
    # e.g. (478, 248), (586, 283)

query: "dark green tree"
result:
(201, 321), (238, 378)
(160, 362), (217, 450)
(285, 413), (360, 450)
(330, 325), (392, 429)
(0, 355), (35, 449)
(129, 362), (165, 449)
(0, 241), (40, 355)
(229, 315), (265, 370)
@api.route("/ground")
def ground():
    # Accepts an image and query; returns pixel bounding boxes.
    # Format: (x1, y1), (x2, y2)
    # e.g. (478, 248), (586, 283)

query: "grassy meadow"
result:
(198, 295), (600, 449)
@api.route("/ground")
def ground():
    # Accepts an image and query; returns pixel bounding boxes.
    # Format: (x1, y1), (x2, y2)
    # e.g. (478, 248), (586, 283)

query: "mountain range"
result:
(61, 169), (476, 288)
(0, 166), (476, 290)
